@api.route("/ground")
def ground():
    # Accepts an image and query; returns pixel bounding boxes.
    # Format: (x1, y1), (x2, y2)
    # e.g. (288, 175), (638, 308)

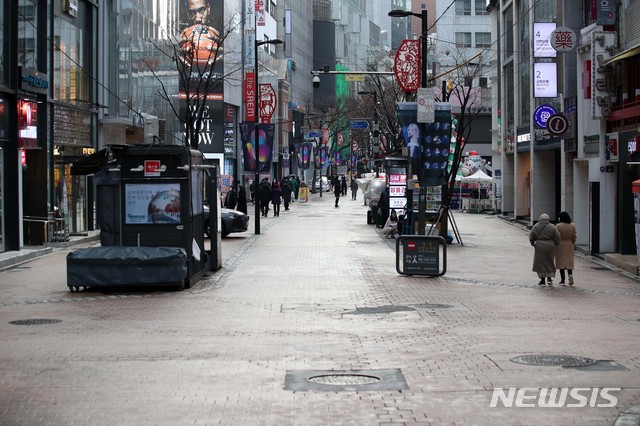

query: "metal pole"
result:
(254, 38), (261, 235)
(417, 10), (428, 235)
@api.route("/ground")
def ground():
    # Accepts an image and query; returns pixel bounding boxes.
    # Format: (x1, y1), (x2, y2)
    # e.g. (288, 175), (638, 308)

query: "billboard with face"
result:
(178, 0), (225, 153)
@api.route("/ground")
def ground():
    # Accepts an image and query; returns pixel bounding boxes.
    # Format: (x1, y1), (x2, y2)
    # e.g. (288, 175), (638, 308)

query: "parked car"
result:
(309, 176), (330, 191)
(203, 204), (249, 238)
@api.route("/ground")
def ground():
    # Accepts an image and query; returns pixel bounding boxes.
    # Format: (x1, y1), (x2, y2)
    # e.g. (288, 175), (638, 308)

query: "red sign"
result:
(394, 40), (421, 92)
(144, 160), (162, 177)
(407, 241), (416, 250)
(244, 72), (256, 122)
(259, 83), (276, 123)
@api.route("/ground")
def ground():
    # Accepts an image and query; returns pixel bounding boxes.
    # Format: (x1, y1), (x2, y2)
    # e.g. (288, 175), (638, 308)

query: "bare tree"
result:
(432, 49), (492, 237)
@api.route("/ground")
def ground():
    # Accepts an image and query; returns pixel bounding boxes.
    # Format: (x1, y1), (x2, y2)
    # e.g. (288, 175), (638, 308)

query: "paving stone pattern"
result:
(0, 193), (639, 425)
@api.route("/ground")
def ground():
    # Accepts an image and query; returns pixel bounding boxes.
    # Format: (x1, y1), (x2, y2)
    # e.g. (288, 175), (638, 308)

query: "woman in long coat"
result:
(529, 213), (561, 286)
(556, 211), (577, 285)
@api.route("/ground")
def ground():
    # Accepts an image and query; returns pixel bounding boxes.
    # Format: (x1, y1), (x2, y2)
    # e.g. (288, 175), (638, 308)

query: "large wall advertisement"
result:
(179, 0), (225, 153)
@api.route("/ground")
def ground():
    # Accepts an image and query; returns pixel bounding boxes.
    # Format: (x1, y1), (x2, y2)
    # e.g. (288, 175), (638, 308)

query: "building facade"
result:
(488, 0), (640, 256)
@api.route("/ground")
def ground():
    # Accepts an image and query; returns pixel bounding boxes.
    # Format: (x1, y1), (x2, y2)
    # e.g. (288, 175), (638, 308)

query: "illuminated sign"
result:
(534, 62), (557, 97)
(533, 23), (557, 58)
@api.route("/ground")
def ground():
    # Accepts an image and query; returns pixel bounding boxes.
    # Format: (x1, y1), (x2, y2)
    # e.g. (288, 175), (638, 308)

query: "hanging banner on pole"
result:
(240, 123), (274, 172)
(394, 40), (421, 92)
(314, 146), (328, 169)
(259, 83), (277, 123)
(422, 103), (452, 187)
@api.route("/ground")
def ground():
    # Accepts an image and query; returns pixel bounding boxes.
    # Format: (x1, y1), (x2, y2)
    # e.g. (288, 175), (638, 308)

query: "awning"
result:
(70, 145), (126, 175)
(604, 43), (640, 66)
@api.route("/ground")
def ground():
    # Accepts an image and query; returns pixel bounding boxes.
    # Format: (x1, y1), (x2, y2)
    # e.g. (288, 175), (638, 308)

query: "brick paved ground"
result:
(0, 191), (639, 425)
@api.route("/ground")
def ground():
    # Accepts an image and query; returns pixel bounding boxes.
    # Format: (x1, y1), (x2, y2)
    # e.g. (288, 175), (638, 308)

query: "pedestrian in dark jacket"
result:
(334, 179), (341, 207)
(224, 187), (237, 209)
(341, 175), (347, 196)
(236, 186), (248, 214)
(259, 179), (272, 217)
(378, 187), (390, 225)
(350, 178), (358, 200)
(282, 179), (292, 211)
(271, 182), (282, 217)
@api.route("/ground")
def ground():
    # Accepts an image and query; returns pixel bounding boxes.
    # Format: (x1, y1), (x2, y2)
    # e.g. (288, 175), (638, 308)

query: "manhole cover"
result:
(9, 319), (62, 326)
(307, 374), (381, 386)
(285, 369), (408, 392)
(511, 354), (596, 367)
(348, 305), (415, 315)
(413, 303), (454, 309)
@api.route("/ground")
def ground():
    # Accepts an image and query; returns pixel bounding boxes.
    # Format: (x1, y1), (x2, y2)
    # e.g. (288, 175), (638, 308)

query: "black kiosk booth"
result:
(67, 144), (218, 291)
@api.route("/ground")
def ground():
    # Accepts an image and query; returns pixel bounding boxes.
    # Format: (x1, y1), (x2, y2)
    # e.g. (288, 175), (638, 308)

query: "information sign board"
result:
(396, 235), (446, 276)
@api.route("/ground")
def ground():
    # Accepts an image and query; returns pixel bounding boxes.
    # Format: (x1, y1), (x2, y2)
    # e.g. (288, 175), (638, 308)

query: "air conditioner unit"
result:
(144, 117), (167, 143)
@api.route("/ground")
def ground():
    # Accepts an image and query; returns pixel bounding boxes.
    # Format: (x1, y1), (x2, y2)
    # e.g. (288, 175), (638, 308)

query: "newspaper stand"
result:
(396, 235), (447, 277)
(67, 144), (208, 291)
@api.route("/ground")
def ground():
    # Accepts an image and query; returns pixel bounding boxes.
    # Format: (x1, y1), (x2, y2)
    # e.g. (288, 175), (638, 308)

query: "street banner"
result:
(422, 103), (452, 186)
(314, 146), (328, 169)
(394, 40), (421, 92)
(396, 102), (421, 178)
(333, 150), (343, 166)
(240, 123), (274, 172)
(259, 83), (276, 123)
(350, 154), (358, 170)
(296, 142), (312, 169)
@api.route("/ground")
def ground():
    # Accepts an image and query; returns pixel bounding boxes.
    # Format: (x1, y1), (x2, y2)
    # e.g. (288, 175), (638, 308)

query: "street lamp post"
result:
(388, 8), (430, 235)
(254, 38), (282, 235)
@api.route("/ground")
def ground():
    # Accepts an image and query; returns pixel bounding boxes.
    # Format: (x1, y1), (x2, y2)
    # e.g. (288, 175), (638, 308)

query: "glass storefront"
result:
(53, 105), (94, 236)
(0, 148), (4, 251)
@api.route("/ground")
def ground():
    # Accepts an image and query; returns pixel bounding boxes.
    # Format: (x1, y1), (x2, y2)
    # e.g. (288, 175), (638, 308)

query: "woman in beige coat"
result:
(529, 213), (561, 286)
(556, 211), (577, 285)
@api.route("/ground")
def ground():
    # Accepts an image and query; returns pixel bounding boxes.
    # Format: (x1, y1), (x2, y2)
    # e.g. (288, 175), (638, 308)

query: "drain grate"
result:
(307, 374), (381, 386)
(591, 266), (609, 270)
(9, 319), (62, 326)
(511, 354), (596, 367)
(347, 305), (415, 315)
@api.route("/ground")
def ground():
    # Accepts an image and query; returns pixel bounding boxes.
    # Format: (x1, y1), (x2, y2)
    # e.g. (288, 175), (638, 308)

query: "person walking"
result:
(271, 182), (282, 217)
(236, 186), (248, 214)
(334, 178), (341, 207)
(341, 175), (347, 196)
(383, 209), (399, 238)
(282, 179), (292, 211)
(224, 187), (237, 209)
(249, 180), (256, 204)
(556, 211), (577, 285)
(290, 176), (299, 202)
(259, 179), (272, 217)
(350, 178), (359, 200)
(529, 213), (561, 286)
